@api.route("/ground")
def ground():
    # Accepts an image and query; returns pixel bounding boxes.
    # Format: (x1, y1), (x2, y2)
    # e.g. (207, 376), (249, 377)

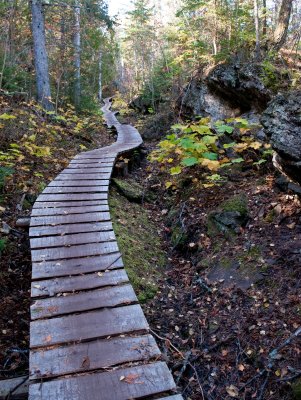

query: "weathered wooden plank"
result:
(30, 230), (115, 249)
(30, 221), (113, 237)
(31, 268), (128, 297)
(62, 167), (112, 174)
(31, 241), (119, 262)
(74, 154), (116, 161)
(43, 186), (108, 194)
(29, 362), (175, 400)
(157, 396), (184, 400)
(68, 163), (113, 169)
(69, 157), (115, 165)
(30, 304), (148, 348)
(32, 253), (123, 280)
(55, 173), (111, 180)
(0, 376), (29, 399)
(35, 193), (108, 202)
(30, 212), (110, 227)
(29, 335), (160, 379)
(31, 284), (137, 319)
(32, 200), (108, 208)
(31, 204), (109, 217)
(48, 179), (110, 187)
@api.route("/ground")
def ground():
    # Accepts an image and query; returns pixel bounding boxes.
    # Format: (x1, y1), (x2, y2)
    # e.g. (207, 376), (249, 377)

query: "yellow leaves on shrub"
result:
(249, 141), (262, 150)
(201, 159), (220, 171)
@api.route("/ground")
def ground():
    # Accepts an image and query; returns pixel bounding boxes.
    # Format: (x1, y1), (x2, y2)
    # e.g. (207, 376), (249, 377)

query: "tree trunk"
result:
(30, 0), (53, 110)
(98, 49), (102, 101)
(254, 0), (260, 59)
(73, 0), (81, 109)
(262, 0), (267, 38)
(273, 0), (293, 50)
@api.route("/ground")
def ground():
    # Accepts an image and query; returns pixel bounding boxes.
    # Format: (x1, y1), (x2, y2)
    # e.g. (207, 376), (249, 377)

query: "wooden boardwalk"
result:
(28, 98), (183, 399)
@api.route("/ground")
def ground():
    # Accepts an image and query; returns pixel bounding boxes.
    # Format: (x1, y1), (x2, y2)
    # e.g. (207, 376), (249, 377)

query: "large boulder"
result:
(178, 62), (272, 120)
(261, 91), (301, 185)
(179, 79), (240, 120)
(206, 63), (272, 111)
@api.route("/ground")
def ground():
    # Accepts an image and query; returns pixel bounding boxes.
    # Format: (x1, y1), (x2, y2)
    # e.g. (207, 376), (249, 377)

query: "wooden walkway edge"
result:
(28, 98), (183, 399)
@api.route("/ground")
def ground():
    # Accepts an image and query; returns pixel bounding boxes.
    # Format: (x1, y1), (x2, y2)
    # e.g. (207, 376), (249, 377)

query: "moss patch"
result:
(292, 378), (301, 400)
(109, 187), (166, 302)
(112, 178), (153, 203)
(221, 193), (248, 217)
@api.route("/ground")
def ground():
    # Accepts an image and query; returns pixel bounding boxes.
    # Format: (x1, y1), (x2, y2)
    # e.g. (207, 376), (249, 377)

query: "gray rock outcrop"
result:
(261, 91), (301, 185)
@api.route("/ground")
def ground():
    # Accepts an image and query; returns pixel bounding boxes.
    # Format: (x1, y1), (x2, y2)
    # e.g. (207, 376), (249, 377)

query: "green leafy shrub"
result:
(150, 117), (270, 188)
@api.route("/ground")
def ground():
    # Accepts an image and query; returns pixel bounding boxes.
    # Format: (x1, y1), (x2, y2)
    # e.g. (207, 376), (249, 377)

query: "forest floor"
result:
(132, 154), (301, 400)
(0, 96), (300, 400)
(0, 95), (114, 378)
(114, 106), (301, 400)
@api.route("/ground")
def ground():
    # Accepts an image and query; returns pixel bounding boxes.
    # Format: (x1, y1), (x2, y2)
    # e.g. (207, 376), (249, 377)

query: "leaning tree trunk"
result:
(73, 0), (81, 109)
(31, 0), (53, 110)
(273, 0), (293, 50)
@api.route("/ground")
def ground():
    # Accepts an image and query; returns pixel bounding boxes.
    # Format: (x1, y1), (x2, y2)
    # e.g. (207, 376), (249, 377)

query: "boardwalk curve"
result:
(28, 99), (183, 399)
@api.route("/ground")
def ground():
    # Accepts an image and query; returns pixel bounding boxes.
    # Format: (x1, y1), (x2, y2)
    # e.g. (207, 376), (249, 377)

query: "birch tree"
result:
(31, 0), (53, 110)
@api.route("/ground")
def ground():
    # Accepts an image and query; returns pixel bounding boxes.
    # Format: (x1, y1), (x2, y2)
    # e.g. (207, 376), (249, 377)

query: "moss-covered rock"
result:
(221, 194), (248, 217)
(112, 178), (155, 203)
(292, 378), (301, 400)
(207, 194), (249, 236)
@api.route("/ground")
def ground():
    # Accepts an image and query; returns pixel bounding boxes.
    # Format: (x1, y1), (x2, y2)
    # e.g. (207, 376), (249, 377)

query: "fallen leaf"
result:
(81, 356), (90, 369)
(226, 385), (239, 397)
(43, 335), (52, 343)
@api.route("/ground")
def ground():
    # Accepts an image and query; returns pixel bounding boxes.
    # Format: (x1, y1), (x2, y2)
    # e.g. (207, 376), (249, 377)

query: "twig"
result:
(149, 328), (184, 358)
(196, 277), (212, 293)
(241, 326), (301, 392)
(149, 329), (205, 399)
(187, 361), (205, 400)
(268, 326), (301, 367)
(257, 371), (270, 400)
(176, 351), (192, 384)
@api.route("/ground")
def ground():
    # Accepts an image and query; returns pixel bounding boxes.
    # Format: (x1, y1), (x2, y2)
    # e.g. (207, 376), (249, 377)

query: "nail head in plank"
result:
(30, 230), (115, 249)
(32, 252), (123, 280)
(31, 241), (119, 262)
(30, 304), (149, 348)
(31, 284), (137, 319)
(29, 334), (160, 379)
(29, 362), (175, 400)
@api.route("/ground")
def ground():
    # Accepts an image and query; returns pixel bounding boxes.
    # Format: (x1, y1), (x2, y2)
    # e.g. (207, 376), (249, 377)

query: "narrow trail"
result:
(27, 98), (183, 400)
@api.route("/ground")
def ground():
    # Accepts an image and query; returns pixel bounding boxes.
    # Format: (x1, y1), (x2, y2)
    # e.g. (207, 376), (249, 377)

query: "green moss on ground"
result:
(221, 193), (248, 217)
(109, 187), (166, 302)
(292, 378), (301, 399)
